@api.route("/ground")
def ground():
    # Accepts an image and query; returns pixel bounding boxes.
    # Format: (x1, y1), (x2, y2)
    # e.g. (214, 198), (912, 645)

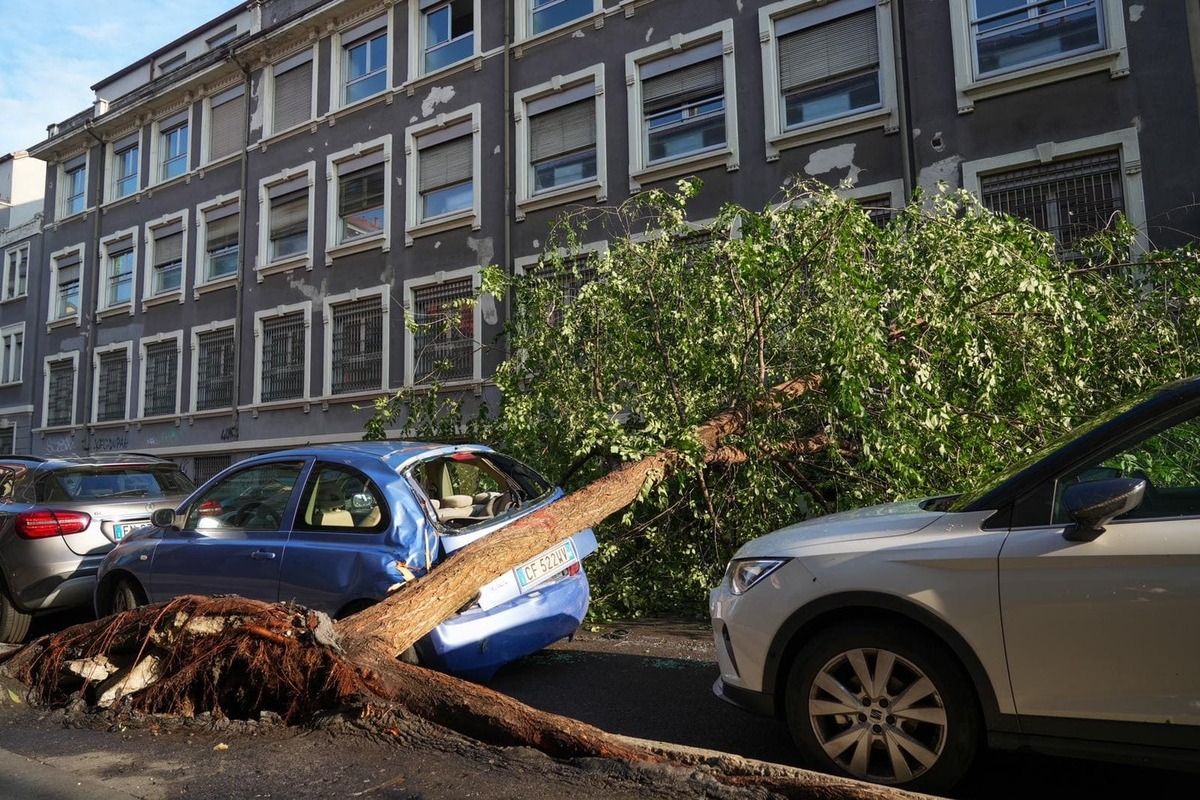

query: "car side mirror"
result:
(151, 507), (178, 529)
(1063, 477), (1145, 542)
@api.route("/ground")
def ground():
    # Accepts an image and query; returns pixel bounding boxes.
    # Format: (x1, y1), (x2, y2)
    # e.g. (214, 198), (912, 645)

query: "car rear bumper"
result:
(419, 571), (590, 681)
(3, 545), (101, 613)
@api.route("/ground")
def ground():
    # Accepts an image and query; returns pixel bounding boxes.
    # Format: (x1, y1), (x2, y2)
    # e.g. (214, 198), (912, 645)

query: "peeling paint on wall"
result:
(287, 274), (325, 303)
(645, 27), (654, 42)
(493, 145), (501, 155)
(422, 86), (457, 117)
(468, 235), (495, 268)
(572, 30), (585, 39)
(917, 155), (964, 200)
(1129, 5), (1143, 23)
(804, 143), (861, 185)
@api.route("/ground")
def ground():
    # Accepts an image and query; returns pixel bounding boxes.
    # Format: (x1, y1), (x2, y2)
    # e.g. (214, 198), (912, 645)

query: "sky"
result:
(0, 0), (237, 156)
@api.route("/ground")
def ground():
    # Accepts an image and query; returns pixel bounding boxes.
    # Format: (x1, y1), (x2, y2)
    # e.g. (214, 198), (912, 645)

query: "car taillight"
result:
(198, 500), (223, 517)
(565, 563), (581, 576)
(15, 509), (93, 539)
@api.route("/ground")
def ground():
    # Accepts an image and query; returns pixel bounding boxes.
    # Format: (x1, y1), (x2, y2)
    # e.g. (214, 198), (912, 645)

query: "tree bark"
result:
(336, 376), (821, 662)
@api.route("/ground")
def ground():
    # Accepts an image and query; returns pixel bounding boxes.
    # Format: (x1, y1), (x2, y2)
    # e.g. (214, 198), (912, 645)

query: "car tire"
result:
(0, 585), (31, 644)
(109, 578), (147, 615)
(784, 621), (980, 794)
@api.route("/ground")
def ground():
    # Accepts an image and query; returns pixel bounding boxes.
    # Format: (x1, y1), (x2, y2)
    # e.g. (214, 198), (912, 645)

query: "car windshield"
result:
(39, 466), (195, 502)
(948, 386), (1165, 512)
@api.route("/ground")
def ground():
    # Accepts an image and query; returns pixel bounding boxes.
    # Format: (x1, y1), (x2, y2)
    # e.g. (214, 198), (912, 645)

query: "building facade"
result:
(22, 0), (1200, 477)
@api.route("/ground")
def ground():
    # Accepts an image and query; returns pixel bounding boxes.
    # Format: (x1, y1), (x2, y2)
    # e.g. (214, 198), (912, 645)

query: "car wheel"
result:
(109, 578), (147, 615)
(784, 622), (979, 794)
(0, 585), (31, 644)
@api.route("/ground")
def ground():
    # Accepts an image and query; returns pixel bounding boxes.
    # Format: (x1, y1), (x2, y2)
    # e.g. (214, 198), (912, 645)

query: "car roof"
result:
(239, 441), (498, 472)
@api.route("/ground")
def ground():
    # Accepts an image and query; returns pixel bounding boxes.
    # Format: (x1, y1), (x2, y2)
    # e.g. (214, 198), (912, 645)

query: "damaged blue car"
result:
(94, 442), (596, 680)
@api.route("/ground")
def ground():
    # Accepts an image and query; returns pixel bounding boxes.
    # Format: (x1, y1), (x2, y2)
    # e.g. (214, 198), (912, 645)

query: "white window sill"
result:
(958, 48), (1128, 113)
(247, 398), (314, 416)
(402, 57), (481, 96)
(0, 380), (21, 389)
(0, 294), (28, 305)
(256, 254), (311, 281)
(142, 291), (184, 311)
(147, 171), (194, 194)
(325, 233), (388, 265)
(97, 304), (134, 320)
(137, 413), (181, 425)
(53, 209), (91, 227)
(194, 275), (238, 298)
(631, 147), (736, 193)
(90, 419), (131, 430)
(515, 11), (604, 52)
(46, 316), (81, 332)
(767, 106), (897, 160)
(261, 119), (322, 149)
(316, 388), (388, 408)
(199, 152), (242, 174)
(34, 424), (78, 435)
(186, 407), (233, 419)
(406, 209), (477, 245)
(517, 180), (605, 221)
(328, 89), (394, 125)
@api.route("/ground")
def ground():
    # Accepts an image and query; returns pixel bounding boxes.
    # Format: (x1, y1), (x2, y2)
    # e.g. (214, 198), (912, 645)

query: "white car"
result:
(710, 377), (1200, 793)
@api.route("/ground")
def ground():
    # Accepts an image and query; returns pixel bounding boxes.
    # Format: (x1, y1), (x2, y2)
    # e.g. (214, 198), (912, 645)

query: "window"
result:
(327, 138), (391, 250)
(111, 134), (140, 200)
(201, 200), (239, 282)
(206, 25), (238, 50)
(0, 428), (12, 455)
(257, 307), (309, 403)
(158, 114), (190, 181)
(50, 248), (83, 322)
(782, 3), (878, 128)
(193, 324), (236, 411)
(207, 87), (245, 162)
(184, 461), (303, 533)
(947, 0), (1128, 112)
(341, 17), (389, 105)
(61, 155), (87, 217)
(328, 293), (385, 395)
(516, 69), (608, 215)
(406, 111), (478, 235)
(94, 346), (130, 423)
(192, 454), (231, 484)
(0, 324), (23, 385)
(148, 216), (186, 298)
(421, 0), (474, 74)
(518, 246), (603, 328)
(626, 22), (737, 185)
(3, 244), (28, 300)
(962, 129), (1146, 256)
(259, 167), (314, 266)
(270, 51), (314, 134)
(158, 53), (185, 75)
(101, 234), (137, 310)
(44, 357), (76, 427)
(141, 338), (180, 417)
(406, 273), (477, 385)
(297, 465), (386, 531)
(526, 0), (595, 37)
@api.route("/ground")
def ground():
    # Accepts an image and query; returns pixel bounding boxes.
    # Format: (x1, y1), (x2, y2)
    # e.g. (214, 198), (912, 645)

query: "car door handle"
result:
(250, 550), (277, 560)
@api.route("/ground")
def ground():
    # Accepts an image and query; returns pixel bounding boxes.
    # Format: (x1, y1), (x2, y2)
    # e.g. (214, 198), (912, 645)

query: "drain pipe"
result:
(893, 0), (917, 198)
(227, 52), (254, 449)
(80, 121), (108, 452)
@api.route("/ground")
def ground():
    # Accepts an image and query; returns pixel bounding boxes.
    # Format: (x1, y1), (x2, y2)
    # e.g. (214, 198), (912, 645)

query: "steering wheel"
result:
(232, 501), (282, 529)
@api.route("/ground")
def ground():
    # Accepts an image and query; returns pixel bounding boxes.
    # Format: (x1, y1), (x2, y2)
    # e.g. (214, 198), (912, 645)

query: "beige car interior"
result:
(419, 459), (513, 527)
(305, 471), (382, 529)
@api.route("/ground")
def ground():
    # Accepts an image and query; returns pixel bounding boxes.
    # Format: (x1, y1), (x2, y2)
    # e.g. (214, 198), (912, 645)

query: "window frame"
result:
(203, 84), (246, 165)
(625, 20), (738, 192)
(0, 322), (24, 386)
(59, 154), (88, 219)
(138, 331), (183, 419)
(961, 127), (1147, 254)
(190, 318), (237, 413)
(253, 301), (312, 406)
(2, 243), (29, 301)
(92, 341), (132, 425)
(404, 104), (481, 242)
(47, 244), (86, 327)
(98, 228), (139, 315)
(42, 353), (79, 429)
(257, 162), (316, 275)
(402, 266), (482, 388)
(197, 193), (241, 289)
(266, 46), (318, 138)
(322, 286), (390, 398)
(947, 0), (1129, 113)
(516, 0), (601, 42)
(409, 0), (480, 80)
(325, 135), (392, 261)
(107, 132), (142, 202)
(759, 0), (898, 158)
(154, 110), (192, 184)
(514, 64), (606, 218)
(332, 13), (392, 112)
(144, 211), (188, 305)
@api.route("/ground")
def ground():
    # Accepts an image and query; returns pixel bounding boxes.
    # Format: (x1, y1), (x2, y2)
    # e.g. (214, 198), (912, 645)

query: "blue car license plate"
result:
(515, 540), (578, 590)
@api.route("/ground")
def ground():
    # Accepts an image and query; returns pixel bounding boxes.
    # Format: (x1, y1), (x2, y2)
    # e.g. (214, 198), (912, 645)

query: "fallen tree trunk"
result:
(337, 376), (822, 662)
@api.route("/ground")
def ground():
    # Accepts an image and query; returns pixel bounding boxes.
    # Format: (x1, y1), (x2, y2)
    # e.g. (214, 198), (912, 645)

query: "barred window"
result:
(412, 278), (474, 383)
(196, 327), (235, 411)
(331, 298), (383, 394)
(979, 151), (1124, 257)
(0, 427), (12, 454)
(46, 360), (75, 426)
(192, 454), (231, 484)
(531, 254), (598, 327)
(143, 341), (178, 417)
(96, 350), (128, 423)
(261, 312), (306, 402)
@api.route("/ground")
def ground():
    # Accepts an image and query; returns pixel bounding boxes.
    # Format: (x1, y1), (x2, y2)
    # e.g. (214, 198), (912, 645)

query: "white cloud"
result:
(0, 0), (236, 155)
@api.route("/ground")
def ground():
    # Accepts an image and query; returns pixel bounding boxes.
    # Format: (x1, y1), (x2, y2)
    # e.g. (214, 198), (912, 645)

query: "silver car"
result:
(710, 377), (1200, 793)
(0, 454), (194, 642)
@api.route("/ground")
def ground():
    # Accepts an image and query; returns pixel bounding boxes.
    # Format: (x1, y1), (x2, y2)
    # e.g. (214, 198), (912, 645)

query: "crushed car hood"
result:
(733, 498), (948, 558)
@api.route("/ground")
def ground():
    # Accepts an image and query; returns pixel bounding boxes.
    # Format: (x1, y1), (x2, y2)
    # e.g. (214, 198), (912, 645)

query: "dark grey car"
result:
(0, 454), (193, 642)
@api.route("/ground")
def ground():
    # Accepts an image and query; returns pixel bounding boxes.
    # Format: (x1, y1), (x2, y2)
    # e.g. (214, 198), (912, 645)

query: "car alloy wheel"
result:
(785, 623), (979, 793)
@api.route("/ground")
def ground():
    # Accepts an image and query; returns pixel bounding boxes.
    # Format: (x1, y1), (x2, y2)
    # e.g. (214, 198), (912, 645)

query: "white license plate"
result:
(515, 540), (578, 589)
(113, 523), (147, 541)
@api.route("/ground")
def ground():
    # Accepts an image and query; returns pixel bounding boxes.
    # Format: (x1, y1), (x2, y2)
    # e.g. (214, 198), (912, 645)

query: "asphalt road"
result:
(490, 620), (1196, 800)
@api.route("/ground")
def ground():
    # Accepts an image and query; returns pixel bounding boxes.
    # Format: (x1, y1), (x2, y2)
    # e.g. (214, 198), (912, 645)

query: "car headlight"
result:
(727, 558), (789, 595)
